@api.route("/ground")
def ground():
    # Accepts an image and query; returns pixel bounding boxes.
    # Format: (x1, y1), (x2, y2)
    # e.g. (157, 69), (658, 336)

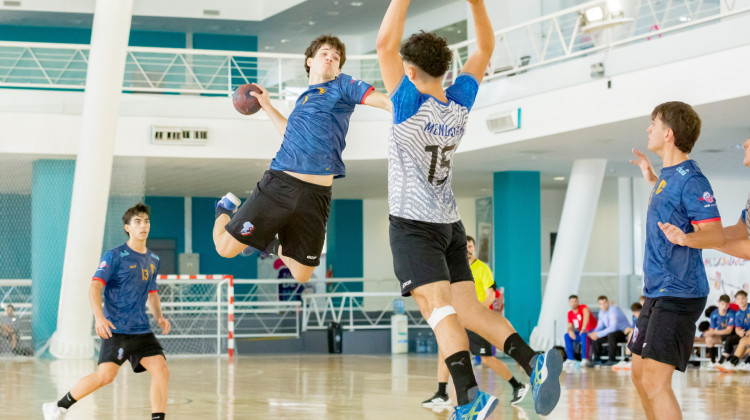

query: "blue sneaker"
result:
(216, 192), (241, 214)
(450, 390), (497, 420)
(530, 348), (563, 416)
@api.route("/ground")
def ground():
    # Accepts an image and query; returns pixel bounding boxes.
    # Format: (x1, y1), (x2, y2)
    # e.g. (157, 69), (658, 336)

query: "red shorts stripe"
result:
(692, 217), (721, 225)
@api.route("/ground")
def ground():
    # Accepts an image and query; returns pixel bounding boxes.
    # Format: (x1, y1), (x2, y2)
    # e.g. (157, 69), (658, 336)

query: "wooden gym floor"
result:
(1, 354), (748, 419)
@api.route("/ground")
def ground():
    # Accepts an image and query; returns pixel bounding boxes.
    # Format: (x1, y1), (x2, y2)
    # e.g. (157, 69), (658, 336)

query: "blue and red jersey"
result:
(270, 73), (374, 179)
(93, 243), (160, 334)
(643, 160), (720, 298)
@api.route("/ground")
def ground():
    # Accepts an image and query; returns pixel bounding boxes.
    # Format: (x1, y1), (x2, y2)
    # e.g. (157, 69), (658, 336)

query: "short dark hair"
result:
(304, 35), (346, 77)
(597, 295), (608, 302)
(5, 304), (14, 310)
(719, 294), (731, 303)
(399, 30), (453, 78)
(651, 101), (702, 153)
(122, 203), (150, 236)
(630, 302), (642, 312)
(704, 305), (717, 318)
(569, 295), (579, 300)
(466, 235), (475, 244)
(736, 290), (748, 298)
(698, 320), (710, 333)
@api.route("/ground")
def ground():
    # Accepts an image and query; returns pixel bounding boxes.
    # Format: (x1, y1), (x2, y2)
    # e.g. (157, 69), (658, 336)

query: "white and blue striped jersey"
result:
(387, 73), (479, 223)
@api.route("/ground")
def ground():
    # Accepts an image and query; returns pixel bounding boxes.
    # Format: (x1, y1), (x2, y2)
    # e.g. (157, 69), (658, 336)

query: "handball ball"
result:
(232, 84), (262, 115)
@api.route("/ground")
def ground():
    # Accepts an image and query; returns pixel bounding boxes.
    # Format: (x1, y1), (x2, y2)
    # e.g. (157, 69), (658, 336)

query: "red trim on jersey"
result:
(148, 290), (158, 293)
(360, 86), (375, 104)
(93, 277), (106, 285)
(692, 217), (721, 225)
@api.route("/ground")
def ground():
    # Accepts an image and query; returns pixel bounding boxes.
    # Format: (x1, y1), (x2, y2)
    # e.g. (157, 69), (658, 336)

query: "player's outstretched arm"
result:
(658, 220), (725, 249)
(90, 280), (115, 339)
(363, 91), (393, 113)
(462, 0), (495, 83)
(630, 148), (658, 186)
(147, 292), (171, 335)
(249, 83), (288, 137)
(376, 0), (409, 94)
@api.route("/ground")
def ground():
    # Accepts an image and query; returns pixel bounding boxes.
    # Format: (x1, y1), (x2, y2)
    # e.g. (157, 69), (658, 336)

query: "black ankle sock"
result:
(57, 392), (77, 409)
(503, 333), (536, 376)
(729, 355), (740, 365)
(444, 351), (478, 405)
(719, 355), (727, 364)
(152, 413), (165, 420)
(437, 382), (448, 396)
(508, 376), (521, 389)
(710, 348), (717, 363)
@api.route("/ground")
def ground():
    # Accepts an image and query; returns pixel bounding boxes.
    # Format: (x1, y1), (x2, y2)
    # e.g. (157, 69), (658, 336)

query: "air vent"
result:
(203, 9), (220, 16)
(4, 1), (22, 6)
(152, 126), (208, 146)
(486, 108), (521, 134)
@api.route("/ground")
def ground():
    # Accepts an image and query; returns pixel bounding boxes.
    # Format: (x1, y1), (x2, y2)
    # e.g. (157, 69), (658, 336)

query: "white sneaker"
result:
(563, 360), (576, 370)
(737, 363), (750, 372)
(716, 361), (737, 373)
(580, 359), (591, 368)
(42, 402), (67, 420)
(701, 362), (717, 371)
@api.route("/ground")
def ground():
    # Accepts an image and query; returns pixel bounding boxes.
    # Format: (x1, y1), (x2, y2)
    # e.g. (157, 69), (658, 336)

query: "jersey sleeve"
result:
(682, 175), (721, 224)
(445, 73), (479, 112)
(338, 74), (375, 106)
(727, 310), (736, 327)
(93, 250), (116, 285)
(478, 264), (495, 291)
(390, 75), (423, 125)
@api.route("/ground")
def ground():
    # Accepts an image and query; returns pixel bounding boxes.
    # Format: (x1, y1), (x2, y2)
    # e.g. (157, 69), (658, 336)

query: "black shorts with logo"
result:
(627, 296), (706, 372)
(467, 329), (493, 356)
(225, 170), (332, 267)
(99, 332), (165, 373)
(389, 215), (474, 297)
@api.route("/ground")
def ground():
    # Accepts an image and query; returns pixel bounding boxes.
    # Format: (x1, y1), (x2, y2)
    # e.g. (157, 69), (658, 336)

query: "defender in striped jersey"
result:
(377, 1), (561, 417)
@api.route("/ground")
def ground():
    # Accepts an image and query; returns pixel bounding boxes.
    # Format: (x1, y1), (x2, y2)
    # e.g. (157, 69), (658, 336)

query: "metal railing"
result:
(0, 0), (746, 97)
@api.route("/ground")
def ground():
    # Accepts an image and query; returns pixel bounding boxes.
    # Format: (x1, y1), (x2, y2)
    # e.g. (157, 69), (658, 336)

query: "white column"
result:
(49, 0), (134, 359)
(184, 196), (192, 253)
(530, 159), (606, 349)
(618, 177), (635, 306)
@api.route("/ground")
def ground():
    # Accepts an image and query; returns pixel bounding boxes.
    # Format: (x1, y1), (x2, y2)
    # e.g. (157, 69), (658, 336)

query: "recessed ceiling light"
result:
(554, 177), (565, 181)
(327, 11), (340, 16)
(679, 16), (691, 22)
(308, 21), (316, 25)
(264, 46), (275, 50)
(280, 39), (289, 43)
(351, 2), (363, 6)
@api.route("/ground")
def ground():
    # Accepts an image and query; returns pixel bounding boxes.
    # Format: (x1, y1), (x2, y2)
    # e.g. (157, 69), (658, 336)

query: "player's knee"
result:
(97, 370), (117, 386)
(151, 363), (170, 380)
(427, 306), (457, 330)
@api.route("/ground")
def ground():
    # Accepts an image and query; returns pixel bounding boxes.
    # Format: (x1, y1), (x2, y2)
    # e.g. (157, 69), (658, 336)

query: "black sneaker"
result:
(421, 392), (451, 407)
(511, 383), (530, 405)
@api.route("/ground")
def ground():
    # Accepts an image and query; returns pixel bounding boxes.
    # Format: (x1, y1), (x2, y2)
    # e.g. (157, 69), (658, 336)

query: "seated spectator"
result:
(613, 302), (643, 371)
(717, 290), (750, 372)
(588, 295), (631, 366)
(0, 304), (19, 353)
(563, 295), (597, 368)
(704, 294), (736, 365)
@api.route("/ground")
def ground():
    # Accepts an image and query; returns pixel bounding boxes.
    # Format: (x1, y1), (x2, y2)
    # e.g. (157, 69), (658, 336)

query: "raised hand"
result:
(630, 148), (658, 185)
(249, 83), (272, 110)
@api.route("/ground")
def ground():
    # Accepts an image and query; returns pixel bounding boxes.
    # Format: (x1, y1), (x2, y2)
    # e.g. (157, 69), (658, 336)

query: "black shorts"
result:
(226, 170), (332, 267)
(389, 215), (473, 297)
(467, 329), (492, 356)
(99, 332), (165, 373)
(627, 296), (706, 372)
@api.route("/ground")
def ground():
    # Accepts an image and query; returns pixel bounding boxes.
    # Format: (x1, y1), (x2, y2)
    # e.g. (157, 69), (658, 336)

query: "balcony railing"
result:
(0, 1), (746, 98)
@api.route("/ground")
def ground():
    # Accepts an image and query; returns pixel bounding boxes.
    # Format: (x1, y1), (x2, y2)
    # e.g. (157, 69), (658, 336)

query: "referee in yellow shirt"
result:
(421, 236), (529, 408)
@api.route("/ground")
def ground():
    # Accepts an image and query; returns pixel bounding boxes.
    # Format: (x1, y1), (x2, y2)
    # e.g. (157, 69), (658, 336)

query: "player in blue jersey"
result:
(704, 294), (736, 365)
(628, 101), (724, 420)
(213, 34), (391, 283)
(376, 1), (561, 418)
(716, 291), (749, 371)
(43, 203), (171, 420)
